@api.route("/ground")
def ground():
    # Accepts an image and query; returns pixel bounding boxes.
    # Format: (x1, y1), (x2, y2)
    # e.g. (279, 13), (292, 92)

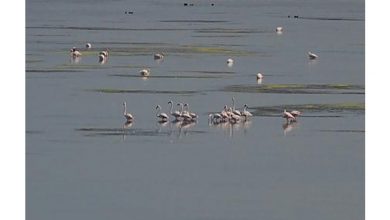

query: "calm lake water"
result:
(26, 0), (364, 219)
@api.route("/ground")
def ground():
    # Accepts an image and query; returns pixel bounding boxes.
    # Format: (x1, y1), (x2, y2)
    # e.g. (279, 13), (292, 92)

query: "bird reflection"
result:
(122, 121), (133, 141)
(257, 78), (263, 85)
(282, 121), (298, 136)
(70, 56), (81, 64)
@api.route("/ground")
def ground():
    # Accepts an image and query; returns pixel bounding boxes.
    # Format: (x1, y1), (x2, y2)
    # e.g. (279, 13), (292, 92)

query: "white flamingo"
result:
(156, 105), (169, 121)
(70, 47), (82, 57)
(241, 104), (253, 120)
(276, 26), (283, 33)
(184, 103), (198, 119)
(231, 97), (242, 116)
(86, 43), (92, 49)
(283, 109), (295, 123)
(290, 110), (301, 117)
(140, 69), (150, 77)
(123, 102), (134, 122)
(227, 58), (234, 67)
(220, 105), (230, 121)
(308, 51), (318, 60)
(177, 103), (193, 121)
(256, 73), (264, 79)
(154, 53), (164, 60)
(168, 101), (182, 120)
(99, 49), (109, 63)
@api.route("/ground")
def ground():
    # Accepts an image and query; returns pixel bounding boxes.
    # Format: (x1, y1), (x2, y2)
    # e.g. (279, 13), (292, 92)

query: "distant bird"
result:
(168, 100), (182, 120)
(283, 109), (295, 123)
(70, 47), (82, 57)
(99, 49), (109, 58)
(184, 103), (198, 119)
(154, 53), (164, 60)
(231, 97), (242, 116)
(86, 43), (92, 49)
(256, 73), (264, 80)
(123, 102), (134, 122)
(290, 110), (301, 117)
(276, 26), (283, 33)
(140, 69), (151, 77)
(241, 104), (253, 120)
(308, 51), (318, 60)
(99, 49), (109, 63)
(227, 58), (234, 65)
(155, 105), (169, 122)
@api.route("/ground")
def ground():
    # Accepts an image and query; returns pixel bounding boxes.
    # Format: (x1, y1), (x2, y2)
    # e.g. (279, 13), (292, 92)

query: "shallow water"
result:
(26, 0), (364, 220)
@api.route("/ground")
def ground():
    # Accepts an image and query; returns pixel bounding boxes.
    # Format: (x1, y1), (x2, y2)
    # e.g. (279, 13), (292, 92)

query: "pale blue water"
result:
(27, 0), (364, 220)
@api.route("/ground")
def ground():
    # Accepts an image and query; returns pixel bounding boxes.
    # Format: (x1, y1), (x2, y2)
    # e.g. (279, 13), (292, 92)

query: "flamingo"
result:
(177, 103), (193, 122)
(241, 104), (253, 120)
(140, 69), (150, 77)
(168, 101), (182, 120)
(184, 103), (198, 119)
(283, 109), (295, 123)
(86, 43), (92, 49)
(99, 49), (109, 58)
(70, 47), (82, 57)
(290, 110), (301, 117)
(99, 49), (109, 63)
(231, 97), (242, 116)
(156, 105), (169, 121)
(228, 108), (241, 123)
(220, 105), (230, 121)
(154, 53), (164, 60)
(123, 102), (134, 122)
(276, 26), (283, 33)
(308, 51), (318, 60)
(256, 73), (264, 80)
(227, 58), (234, 66)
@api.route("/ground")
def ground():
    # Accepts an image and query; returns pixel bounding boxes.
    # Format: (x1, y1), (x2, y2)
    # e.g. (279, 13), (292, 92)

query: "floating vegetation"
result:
(160, 20), (228, 23)
(195, 28), (267, 34)
(316, 129), (365, 133)
(110, 74), (222, 79)
(26, 69), (83, 73)
(250, 103), (365, 117)
(222, 84), (365, 94)
(76, 127), (206, 137)
(298, 16), (364, 21)
(91, 88), (200, 95)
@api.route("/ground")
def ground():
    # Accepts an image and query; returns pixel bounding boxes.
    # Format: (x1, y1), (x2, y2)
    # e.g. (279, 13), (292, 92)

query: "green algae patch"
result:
(91, 88), (199, 95)
(250, 103), (365, 117)
(222, 84), (365, 94)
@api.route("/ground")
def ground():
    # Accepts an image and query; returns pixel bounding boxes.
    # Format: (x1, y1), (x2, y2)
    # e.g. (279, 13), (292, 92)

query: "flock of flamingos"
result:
(69, 26), (314, 129)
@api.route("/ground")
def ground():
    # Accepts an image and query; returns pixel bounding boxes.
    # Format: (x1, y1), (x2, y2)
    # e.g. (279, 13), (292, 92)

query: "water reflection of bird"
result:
(308, 51), (318, 60)
(123, 101), (134, 122)
(70, 56), (81, 64)
(283, 121), (298, 135)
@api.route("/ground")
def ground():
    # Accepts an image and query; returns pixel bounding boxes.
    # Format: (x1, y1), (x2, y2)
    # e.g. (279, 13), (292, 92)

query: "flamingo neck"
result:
(169, 102), (173, 113)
